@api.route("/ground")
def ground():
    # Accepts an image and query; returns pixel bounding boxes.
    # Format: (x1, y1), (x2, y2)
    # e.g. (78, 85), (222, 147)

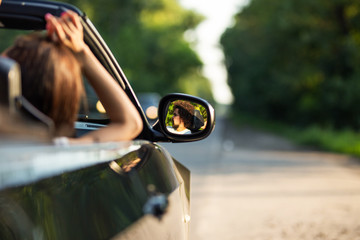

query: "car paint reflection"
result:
(0, 142), (189, 240)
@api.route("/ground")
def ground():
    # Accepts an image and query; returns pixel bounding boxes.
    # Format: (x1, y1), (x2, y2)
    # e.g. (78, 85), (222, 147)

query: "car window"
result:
(0, 29), (108, 121)
(79, 78), (108, 120)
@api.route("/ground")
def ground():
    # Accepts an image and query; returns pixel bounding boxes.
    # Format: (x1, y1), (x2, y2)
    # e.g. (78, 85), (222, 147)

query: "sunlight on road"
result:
(190, 150), (360, 240)
(164, 117), (360, 240)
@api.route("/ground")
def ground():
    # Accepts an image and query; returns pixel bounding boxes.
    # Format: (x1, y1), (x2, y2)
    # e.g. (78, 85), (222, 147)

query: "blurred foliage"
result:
(62, 0), (213, 100)
(232, 111), (360, 157)
(221, 0), (360, 129)
(0, 0), (214, 101)
(0, 30), (32, 51)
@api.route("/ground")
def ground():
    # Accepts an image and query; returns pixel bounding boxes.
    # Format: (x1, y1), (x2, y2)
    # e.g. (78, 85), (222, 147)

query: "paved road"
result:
(161, 116), (360, 240)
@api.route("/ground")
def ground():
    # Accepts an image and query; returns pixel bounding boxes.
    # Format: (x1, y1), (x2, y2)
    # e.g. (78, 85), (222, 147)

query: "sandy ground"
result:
(166, 118), (360, 240)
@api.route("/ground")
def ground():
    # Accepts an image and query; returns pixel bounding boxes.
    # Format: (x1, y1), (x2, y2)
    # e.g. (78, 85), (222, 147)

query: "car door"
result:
(0, 141), (190, 240)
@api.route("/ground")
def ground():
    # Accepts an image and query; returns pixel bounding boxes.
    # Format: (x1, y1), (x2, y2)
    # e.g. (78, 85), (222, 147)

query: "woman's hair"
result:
(173, 100), (194, 128)
(5, 33), (83, 136)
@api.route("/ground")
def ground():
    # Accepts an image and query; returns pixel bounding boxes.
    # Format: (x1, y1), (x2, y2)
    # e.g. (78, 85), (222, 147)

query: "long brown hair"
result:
(5, 32), (83, 136)
(173, 100), (194, 128)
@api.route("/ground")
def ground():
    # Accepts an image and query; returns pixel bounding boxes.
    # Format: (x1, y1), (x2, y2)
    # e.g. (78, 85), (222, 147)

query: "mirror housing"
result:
(157, 93), (215, 142)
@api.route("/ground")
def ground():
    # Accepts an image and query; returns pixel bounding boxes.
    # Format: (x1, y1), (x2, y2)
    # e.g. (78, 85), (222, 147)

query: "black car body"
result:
(0, 1), (215, 239)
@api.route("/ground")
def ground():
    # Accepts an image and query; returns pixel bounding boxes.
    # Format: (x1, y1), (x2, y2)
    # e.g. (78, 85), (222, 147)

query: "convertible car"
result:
(0, 0), (215, 239)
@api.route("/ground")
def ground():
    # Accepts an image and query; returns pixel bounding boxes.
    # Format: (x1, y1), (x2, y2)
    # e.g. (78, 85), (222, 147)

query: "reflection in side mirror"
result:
(165, 100), (207, 135)
(157, 93), (215, 142)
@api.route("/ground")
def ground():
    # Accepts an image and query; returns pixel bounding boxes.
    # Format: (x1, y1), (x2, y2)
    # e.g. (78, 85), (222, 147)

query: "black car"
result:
(0, 1), (215, 239)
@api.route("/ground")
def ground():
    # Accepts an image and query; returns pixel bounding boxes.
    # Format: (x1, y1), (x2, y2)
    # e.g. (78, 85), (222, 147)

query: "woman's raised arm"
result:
(46, 11), (143, 144)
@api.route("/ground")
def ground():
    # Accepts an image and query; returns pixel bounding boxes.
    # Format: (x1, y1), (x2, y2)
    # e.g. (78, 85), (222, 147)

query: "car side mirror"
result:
(157, 93), (215, 142)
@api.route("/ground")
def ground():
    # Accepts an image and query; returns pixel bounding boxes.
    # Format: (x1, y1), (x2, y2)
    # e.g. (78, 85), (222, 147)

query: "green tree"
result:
(64, 0), (213, 100)
(0, 0), (214, 101)
(221, 0), (360, 129)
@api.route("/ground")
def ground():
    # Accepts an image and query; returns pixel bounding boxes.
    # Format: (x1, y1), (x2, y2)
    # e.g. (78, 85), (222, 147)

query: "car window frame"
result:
(0, 1), (148, 126)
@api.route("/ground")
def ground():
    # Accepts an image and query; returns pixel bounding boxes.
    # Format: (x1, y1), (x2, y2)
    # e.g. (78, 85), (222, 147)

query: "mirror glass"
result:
(165, 100), (207, 135)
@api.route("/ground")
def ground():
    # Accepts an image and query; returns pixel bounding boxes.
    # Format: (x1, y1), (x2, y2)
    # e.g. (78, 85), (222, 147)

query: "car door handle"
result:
(143, 194), (169, 219)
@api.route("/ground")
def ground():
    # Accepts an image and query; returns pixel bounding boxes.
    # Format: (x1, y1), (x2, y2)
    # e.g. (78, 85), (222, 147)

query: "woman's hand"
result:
(45, 10), (143, 143)
(45, 10), (86, 53)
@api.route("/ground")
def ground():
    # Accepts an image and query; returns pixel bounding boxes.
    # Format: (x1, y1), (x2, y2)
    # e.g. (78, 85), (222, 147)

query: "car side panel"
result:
(0, 142), (190, 240)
